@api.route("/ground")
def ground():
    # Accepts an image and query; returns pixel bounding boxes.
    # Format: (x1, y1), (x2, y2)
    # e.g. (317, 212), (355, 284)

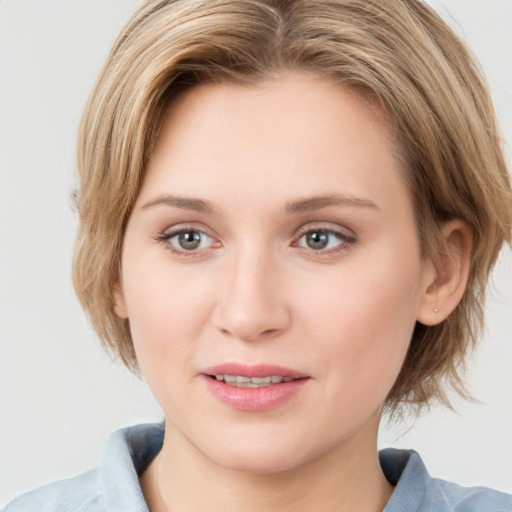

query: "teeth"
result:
(214, 374), (295, 387)
(251, 377), (272, 384)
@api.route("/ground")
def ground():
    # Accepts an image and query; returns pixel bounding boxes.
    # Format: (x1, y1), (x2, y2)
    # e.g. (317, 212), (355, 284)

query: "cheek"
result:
(303, 252), (423, 399)
(122, 258), (214, 381)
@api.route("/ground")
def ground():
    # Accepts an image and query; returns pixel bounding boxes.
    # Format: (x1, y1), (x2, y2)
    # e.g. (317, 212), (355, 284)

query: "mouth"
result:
(202, 362), (308, 383)
(210, 374), (297, 388)
(201, 363), (309, 411)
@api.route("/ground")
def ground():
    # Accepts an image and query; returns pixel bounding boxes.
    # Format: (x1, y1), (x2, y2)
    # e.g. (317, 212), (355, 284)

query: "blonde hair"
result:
(73, 0), (512, 412)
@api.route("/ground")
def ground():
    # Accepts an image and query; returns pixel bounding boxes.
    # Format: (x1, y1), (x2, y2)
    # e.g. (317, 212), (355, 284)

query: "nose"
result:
(213, 248), (291, 342)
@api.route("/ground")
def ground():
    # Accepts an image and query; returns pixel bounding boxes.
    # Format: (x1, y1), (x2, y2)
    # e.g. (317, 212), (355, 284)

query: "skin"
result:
(113, 72), (471, 512)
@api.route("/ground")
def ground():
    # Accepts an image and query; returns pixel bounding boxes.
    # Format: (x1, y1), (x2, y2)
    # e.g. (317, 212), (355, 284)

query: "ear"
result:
(417, 220), (473, 326)
(112, 280), (129, 319)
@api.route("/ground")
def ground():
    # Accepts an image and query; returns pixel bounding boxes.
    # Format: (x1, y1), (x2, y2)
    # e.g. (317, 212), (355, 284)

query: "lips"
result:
(213, 374), (294, 387)
(202, 363), (309, 411)
(202, 363), (307, 380)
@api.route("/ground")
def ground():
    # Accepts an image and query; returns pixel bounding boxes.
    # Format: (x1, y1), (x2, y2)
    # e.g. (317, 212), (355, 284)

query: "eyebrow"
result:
(141, 195), (214, 214)
(285, 194), (379, 213)
(140, 193), (379, 215)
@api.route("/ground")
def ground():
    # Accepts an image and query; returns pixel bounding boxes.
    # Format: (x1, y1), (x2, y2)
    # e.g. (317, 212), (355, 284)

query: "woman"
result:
(4, 0), (512, 510)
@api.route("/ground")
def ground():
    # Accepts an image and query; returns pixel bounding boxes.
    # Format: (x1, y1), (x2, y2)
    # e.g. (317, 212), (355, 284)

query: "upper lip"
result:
(202, 363), (308, 379)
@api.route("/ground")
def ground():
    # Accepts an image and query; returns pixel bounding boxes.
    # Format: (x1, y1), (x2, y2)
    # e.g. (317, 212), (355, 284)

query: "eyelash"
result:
(293, 226), (357, 255)
(155, 225), (217, 259)
(155, 225), (357, 258)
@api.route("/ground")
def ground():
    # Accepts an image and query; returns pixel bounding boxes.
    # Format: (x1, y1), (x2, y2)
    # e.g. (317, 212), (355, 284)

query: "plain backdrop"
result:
(0, 0), (511, 506)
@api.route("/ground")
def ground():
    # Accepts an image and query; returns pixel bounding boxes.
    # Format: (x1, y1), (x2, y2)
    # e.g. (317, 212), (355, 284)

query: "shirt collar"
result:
(99, 423), (164, 511)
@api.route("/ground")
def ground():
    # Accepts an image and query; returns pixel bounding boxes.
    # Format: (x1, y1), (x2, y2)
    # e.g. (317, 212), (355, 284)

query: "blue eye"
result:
(159, 229), (215, 252)
(298, 228), (354, 252)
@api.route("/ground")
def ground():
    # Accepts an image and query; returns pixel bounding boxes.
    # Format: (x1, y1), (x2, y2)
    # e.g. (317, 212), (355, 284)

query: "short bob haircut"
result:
(73, 0), (512, 413)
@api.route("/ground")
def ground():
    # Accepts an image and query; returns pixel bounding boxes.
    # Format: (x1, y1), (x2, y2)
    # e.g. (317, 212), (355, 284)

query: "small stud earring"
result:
(434, 308), (439, 313)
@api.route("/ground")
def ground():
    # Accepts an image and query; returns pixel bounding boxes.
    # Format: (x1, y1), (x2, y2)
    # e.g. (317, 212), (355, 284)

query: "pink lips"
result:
(202, 363), (309, 412)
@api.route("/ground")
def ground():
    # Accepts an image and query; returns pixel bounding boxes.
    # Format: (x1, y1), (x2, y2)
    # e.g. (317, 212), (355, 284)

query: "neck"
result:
(140, 413), (393, 512)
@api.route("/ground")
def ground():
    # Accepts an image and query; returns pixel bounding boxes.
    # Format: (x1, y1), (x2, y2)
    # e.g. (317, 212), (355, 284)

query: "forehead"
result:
(155, 72), (394, 157)
(138, 72), (409, 217)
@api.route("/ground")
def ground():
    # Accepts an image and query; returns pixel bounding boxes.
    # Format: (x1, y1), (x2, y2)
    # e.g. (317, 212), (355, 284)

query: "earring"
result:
(434, 307), (439, 313)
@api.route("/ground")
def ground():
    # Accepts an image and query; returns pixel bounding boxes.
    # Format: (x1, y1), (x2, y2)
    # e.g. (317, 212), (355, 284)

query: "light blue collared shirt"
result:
(4, 423), (511, 511)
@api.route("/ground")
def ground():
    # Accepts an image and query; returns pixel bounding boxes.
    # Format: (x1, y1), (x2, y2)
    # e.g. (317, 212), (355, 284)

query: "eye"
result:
(295, 228), (355, 253)
(157, 227), (217, 254)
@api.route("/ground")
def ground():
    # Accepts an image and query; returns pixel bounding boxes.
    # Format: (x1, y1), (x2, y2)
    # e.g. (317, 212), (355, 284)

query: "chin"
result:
(215, 449), (308, 475)
(195, 429), (326, 476)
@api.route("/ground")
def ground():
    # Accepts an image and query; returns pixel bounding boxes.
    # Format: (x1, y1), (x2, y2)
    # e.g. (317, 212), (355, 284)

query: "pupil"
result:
(307, 231), (328, 249)
(179, 231), (201, 250)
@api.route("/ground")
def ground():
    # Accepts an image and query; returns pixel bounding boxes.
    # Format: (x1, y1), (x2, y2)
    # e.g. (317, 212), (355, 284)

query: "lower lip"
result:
(203, 376), (309, 411)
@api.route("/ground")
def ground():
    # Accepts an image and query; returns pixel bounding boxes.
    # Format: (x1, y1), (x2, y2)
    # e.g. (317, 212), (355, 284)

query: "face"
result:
(115, 72), (433, 474)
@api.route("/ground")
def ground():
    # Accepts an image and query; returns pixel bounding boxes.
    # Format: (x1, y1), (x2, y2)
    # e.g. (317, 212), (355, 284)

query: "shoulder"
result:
(426, 476), (512, 512)
(3, 469), (103, 512)
(3, 423), (163, 512)
(380, 448), (512, 512)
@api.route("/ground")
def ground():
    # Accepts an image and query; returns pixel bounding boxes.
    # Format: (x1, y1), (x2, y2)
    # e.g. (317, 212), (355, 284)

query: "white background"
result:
(0, 0), (511, 506)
